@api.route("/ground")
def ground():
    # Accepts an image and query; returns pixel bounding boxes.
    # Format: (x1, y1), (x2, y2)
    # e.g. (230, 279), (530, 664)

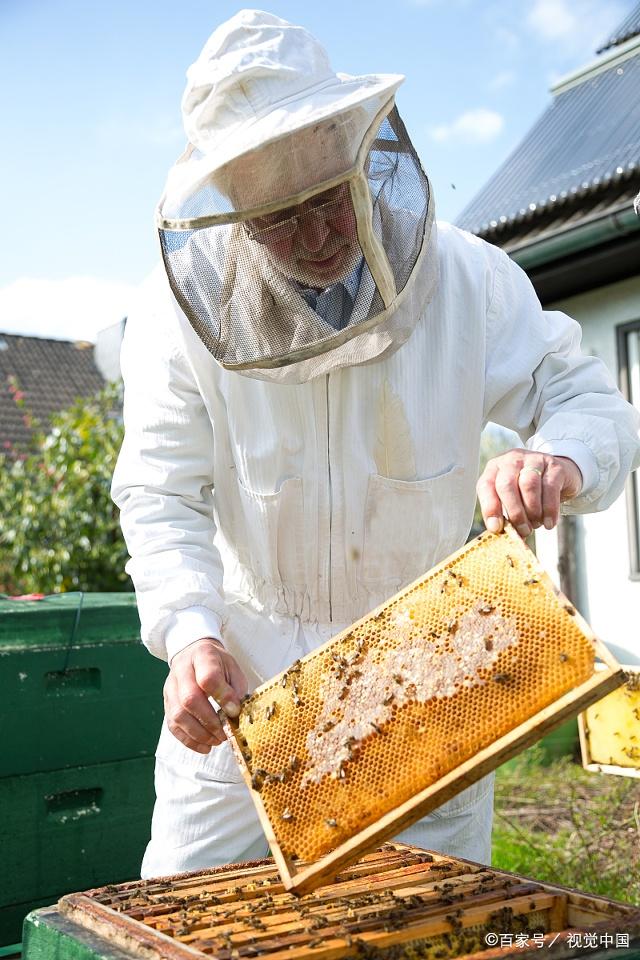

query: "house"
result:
(0, 333), (106, 454)
(456, 4), (640, 665)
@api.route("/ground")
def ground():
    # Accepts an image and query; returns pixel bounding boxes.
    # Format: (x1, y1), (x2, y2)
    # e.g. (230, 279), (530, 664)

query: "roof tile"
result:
(0, 334), (106, 454)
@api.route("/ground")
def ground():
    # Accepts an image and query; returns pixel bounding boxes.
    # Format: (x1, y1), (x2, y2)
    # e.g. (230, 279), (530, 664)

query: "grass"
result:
(492, 745), (640, 904)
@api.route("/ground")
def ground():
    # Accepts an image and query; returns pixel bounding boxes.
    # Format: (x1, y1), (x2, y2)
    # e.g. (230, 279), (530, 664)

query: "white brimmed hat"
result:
(161, 9), (404, 213)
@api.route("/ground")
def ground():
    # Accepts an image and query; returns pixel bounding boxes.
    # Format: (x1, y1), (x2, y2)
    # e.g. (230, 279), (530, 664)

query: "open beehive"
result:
(579, 663), (640, 778)
(222, 526), (623, 894)
(48, 843), (640, 959)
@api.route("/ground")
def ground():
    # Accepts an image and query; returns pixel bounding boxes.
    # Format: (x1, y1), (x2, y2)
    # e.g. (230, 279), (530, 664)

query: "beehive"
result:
(223, 526), (622, 893)
(44, 843), (640, 959)
(579, 664), (640, 777)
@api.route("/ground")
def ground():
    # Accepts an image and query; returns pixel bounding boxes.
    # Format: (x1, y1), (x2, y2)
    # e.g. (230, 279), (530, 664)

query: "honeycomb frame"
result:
(221, 526), (623, 894)
(56, 842), (640, 960)
(579, 663), (640, 779)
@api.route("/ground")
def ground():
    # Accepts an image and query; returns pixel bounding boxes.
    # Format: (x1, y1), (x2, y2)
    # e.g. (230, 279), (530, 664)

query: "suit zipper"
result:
(326, 373), (333, 621)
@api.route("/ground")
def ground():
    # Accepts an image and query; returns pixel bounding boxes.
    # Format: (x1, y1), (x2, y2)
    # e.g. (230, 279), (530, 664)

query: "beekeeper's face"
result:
(244, 181), (360, 288)
(219, 117), (363, 288)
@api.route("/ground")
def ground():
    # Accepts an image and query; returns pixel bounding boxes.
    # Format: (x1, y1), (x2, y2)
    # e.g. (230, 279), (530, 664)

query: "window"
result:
(617, 320), (640, 578)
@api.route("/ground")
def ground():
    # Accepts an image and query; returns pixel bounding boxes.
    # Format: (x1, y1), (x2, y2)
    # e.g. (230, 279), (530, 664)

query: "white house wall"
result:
(535, 274), (640, 665)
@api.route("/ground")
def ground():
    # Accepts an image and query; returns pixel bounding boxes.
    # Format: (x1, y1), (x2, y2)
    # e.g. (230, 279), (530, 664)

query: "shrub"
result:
(0, 381), (132, 593)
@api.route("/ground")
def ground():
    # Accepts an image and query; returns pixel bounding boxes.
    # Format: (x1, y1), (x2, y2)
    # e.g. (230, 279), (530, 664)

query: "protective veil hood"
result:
(157, 10), (438, 384)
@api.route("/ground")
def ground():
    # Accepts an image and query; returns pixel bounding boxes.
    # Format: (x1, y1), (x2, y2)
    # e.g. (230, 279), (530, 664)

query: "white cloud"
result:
(430, 108), (504, 144)
(0, 277), (140, 343)
(488, 70), (516, 92)
(525, 0), (627, 58)
(527, 0), (575, 40)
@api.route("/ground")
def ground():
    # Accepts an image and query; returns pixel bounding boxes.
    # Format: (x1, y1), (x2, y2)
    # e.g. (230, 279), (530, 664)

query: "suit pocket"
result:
(235, 475), (305, 588)
(361, 465), (465, 587)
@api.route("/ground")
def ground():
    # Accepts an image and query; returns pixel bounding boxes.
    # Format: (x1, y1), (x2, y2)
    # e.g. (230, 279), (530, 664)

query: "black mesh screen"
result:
(159, 107), (429, 369)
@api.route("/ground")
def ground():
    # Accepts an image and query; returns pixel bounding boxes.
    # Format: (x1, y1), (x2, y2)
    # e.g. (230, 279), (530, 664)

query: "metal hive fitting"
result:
(221, 525), (622, 894)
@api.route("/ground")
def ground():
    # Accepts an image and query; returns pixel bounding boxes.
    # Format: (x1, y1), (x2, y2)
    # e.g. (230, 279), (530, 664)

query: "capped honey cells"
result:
(227, 528), (600, 866)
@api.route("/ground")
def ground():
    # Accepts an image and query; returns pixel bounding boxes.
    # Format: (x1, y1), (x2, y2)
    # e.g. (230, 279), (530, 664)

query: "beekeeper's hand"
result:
(164, 638), (248, 753)
(477, 449), (582, 539)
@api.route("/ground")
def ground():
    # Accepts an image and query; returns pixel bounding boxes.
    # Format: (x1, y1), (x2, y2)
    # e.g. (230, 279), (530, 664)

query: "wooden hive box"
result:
(26, 843), (640, 959)
(221, 526), (623, 894)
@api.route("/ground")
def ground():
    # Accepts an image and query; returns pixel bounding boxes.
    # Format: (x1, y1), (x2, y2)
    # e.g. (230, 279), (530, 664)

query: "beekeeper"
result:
(112, 10), (640, 877)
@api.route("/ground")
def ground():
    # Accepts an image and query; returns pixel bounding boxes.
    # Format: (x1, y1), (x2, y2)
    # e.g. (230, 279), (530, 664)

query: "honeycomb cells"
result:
(235, 529), (595, 863)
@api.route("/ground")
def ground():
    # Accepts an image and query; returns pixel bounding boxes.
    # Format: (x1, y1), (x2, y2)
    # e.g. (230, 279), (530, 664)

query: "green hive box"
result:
(0, 594), (167, 947)
(0, 594), (167, 776)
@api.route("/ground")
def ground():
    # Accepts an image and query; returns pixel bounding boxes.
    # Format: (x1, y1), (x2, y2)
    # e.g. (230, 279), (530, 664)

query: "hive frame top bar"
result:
(55, 842), (640, 960)
(221, 525), (623, 894)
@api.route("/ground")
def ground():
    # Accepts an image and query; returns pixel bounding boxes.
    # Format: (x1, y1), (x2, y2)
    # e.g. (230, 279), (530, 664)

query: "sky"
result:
(0, 0), (633, 343)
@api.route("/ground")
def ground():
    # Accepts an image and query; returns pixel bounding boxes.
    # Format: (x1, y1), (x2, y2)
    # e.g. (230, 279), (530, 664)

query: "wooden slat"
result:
(57, 842), (640, 960)
(252, 891), (558, 960)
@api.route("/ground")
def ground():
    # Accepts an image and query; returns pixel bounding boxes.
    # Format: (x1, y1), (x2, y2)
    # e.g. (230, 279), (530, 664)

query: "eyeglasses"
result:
(245, 185), (351, 244)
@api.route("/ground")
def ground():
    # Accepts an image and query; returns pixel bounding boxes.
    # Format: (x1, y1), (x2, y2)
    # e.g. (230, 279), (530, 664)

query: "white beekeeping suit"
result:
(112, 10), (640, 876)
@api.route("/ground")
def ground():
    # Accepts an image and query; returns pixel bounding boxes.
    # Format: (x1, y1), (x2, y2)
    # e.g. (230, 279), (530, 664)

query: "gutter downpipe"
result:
(504, 203), (640, 271)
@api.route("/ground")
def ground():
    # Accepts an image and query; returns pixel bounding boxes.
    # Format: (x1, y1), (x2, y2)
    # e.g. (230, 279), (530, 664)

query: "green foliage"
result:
(0, 381), (132, 593)
(493, 749), (640, 903)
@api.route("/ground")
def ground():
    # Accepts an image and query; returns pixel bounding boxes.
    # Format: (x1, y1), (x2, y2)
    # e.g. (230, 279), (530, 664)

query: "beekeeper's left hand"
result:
(477, 449), (582, 538)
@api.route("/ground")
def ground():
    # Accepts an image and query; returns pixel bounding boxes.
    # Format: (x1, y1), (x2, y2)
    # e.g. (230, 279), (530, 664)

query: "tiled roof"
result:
(0, 334), (105, 454)
(455, 45), (640, 239)
(597, 3), (640, 54)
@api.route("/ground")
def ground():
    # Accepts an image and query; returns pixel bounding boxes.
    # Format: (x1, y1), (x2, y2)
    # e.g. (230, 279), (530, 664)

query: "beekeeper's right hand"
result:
(164, 637), (248, 753)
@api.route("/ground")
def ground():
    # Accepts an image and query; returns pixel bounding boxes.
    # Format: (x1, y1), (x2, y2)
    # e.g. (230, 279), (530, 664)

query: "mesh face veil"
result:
(157, 101), (437, 383)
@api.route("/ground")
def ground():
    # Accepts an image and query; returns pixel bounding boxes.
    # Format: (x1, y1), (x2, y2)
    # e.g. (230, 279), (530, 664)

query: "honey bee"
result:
(281, 808), (294, 821)
(251, 769), (268, 791)
(325, 818), (338, 828)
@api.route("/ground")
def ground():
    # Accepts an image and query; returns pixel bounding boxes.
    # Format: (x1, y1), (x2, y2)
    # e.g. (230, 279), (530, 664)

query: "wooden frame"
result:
(52, 842), (640, 960)
(579, 662), (640, 779)
(222, 525), (624, 894)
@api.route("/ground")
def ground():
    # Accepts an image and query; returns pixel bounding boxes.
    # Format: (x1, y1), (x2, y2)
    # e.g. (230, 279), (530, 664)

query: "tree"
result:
(0, 381), (132, 593)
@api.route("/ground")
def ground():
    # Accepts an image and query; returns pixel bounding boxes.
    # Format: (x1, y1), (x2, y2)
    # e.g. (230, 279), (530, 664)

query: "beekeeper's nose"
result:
(297, 211), (331, 252)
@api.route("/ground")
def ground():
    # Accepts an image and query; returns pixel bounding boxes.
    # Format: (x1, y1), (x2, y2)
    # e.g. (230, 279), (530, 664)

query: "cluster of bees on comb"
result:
(228, 531), (595, 863)
(85, 845), (559, 959)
